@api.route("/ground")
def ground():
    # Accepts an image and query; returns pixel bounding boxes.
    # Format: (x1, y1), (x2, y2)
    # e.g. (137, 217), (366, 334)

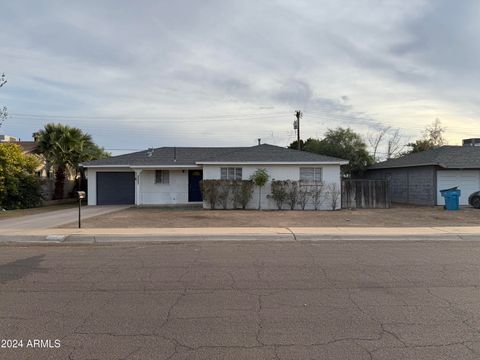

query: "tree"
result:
(0, 73), (7, 128)
(250, 169), (269, 210)
(424, 118), (446, 147)
(0, 143), (42, 209)
(290, 128), (374, 177)
(368, 127), (390, 161)
(404, 119), (446, 154)
(368, 127), (404, 161)
(36, 123), (109, 199)
(386, 128), (403, 159)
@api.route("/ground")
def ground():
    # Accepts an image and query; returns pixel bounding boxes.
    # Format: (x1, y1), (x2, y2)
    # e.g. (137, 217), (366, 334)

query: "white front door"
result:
(437, 170), (480, 205)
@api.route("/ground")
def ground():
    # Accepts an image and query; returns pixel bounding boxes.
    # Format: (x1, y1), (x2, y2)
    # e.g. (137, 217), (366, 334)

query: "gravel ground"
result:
(60, 204), (480, 228)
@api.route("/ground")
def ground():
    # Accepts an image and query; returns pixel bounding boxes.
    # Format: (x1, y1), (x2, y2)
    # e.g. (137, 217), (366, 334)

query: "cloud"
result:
(0, 0), (479, 152)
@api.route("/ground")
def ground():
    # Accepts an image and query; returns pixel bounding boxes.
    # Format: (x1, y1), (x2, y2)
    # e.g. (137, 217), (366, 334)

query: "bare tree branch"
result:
(368, 126), (390, 161)
(386, 128), (403, 159)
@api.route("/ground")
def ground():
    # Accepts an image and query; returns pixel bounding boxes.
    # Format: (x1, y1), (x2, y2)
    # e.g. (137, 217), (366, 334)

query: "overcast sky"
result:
(1, 0), (479, 154)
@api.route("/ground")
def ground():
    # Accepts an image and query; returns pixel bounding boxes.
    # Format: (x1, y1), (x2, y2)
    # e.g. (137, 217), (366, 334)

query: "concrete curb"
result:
(1, 232), (479, 245)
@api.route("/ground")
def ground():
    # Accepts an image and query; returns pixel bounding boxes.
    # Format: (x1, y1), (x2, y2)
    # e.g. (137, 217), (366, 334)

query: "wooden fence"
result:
(341, 179), (390, 209)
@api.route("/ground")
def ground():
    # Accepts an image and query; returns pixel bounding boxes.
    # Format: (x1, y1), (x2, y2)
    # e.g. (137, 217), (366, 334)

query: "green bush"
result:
(250, 169), (269, 210)
(0, 143), (43, 209)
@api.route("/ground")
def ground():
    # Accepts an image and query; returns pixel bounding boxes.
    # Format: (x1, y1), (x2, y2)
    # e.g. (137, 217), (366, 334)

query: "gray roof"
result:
(369, 146), (480, 170)
(83, 144), (347, 167)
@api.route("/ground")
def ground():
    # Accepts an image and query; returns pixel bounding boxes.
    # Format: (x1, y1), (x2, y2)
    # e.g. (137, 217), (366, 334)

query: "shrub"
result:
(231, 181), (242, 209)
(269, 180), (288, 210)
(285, 180), (299, 210)
(239, 180), (254, 209)
(310, 182), (325, 210)
(297, 184), (310, 210)
(217, 181), (231, 210)
(327, 183), (341, 210)
(201, 180), (221, 209)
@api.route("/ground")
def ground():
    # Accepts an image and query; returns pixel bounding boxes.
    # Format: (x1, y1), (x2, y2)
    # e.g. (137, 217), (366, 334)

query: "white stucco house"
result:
(81, 144), (348, 210)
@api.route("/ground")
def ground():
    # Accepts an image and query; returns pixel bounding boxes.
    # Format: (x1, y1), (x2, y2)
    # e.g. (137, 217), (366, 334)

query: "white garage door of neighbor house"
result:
(437, 170), (480, 205)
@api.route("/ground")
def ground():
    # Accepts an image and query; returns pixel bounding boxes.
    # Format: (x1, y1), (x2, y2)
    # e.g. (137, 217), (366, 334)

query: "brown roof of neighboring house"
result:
(11, 141), (38, 153)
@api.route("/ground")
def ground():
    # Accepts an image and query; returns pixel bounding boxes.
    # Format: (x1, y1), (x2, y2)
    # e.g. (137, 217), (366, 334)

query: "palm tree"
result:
(36, 123), (109, 199)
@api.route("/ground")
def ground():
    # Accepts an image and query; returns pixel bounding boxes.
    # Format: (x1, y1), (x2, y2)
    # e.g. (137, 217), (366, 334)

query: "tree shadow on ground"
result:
(0, 255), (46, 284)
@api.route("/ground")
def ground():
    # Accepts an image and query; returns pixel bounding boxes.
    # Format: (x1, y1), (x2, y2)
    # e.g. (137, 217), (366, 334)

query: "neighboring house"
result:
(1, 134), (47, 177)
(365, 144), (480, 206)
(82, 144), (348, 210)
(0, 134), (75, 199)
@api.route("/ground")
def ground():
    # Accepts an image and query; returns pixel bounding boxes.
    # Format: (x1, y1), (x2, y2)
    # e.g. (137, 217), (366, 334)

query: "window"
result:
(220, 167), (242, 180)
(300, 167), (322, 182)
(155, 170), (170, 184)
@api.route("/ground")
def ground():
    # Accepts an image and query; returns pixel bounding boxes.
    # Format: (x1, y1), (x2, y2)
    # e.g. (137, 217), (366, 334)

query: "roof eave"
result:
(368, 162), (438, 170)
(82, 164), (201, 169)
(196, 161), (349, 165)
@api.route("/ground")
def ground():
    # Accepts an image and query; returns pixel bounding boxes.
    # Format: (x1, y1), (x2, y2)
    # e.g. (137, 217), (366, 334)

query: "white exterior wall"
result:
(88, 164), (343, 209)
(139, 170), (191, 205)
(202, 164), (342, 210)
(86, 167), (134, 206)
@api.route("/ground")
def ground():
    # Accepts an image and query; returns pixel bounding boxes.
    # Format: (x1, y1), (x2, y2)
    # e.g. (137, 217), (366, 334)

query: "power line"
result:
(9, 111), (289, 121)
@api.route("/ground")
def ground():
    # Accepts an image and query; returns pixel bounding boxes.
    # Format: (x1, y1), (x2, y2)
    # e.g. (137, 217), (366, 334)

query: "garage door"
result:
(437, 170), (480, 205)
(97, 172), (135, 205)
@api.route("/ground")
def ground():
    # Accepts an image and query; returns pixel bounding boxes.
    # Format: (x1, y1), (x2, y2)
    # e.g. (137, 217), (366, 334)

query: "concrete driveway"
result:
(0, 205), (129, 229)
(1, 240), (480, 359)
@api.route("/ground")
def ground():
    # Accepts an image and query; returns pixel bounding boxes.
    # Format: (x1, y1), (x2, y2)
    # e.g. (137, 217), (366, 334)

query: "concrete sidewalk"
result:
(1, 226), (480, 244)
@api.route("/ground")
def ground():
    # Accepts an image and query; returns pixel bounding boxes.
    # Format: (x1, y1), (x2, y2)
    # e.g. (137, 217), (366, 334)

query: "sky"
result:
(1, 0), (480, 156)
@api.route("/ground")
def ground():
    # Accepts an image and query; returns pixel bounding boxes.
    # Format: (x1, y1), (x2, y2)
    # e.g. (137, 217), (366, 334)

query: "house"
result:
(1, 133), (48, 177)
(82, 144), (348, 210)
(0, 133), (75, 199)
(365, 144), (480, 206)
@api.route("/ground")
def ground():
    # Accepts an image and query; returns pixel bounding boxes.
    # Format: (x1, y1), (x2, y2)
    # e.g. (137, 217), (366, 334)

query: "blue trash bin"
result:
(440, 187), (461, 210)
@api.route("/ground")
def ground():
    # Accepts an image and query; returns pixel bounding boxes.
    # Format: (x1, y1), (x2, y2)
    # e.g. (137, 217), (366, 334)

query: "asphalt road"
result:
(1, 240), (480, 359)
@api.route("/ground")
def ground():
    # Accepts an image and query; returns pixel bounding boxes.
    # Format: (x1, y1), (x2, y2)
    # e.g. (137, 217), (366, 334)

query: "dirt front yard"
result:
(61, 205), (480, 228)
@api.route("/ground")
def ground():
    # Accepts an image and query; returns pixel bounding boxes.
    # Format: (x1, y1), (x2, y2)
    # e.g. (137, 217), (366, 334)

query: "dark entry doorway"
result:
(188, 170), (203, 202)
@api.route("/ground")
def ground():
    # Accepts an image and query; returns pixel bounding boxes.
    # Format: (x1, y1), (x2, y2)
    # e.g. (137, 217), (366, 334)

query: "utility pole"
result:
(294, 110), (303, 150)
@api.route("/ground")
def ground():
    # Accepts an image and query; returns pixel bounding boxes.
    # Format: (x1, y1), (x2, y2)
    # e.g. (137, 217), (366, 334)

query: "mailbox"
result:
(77, 191), (86, 228)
